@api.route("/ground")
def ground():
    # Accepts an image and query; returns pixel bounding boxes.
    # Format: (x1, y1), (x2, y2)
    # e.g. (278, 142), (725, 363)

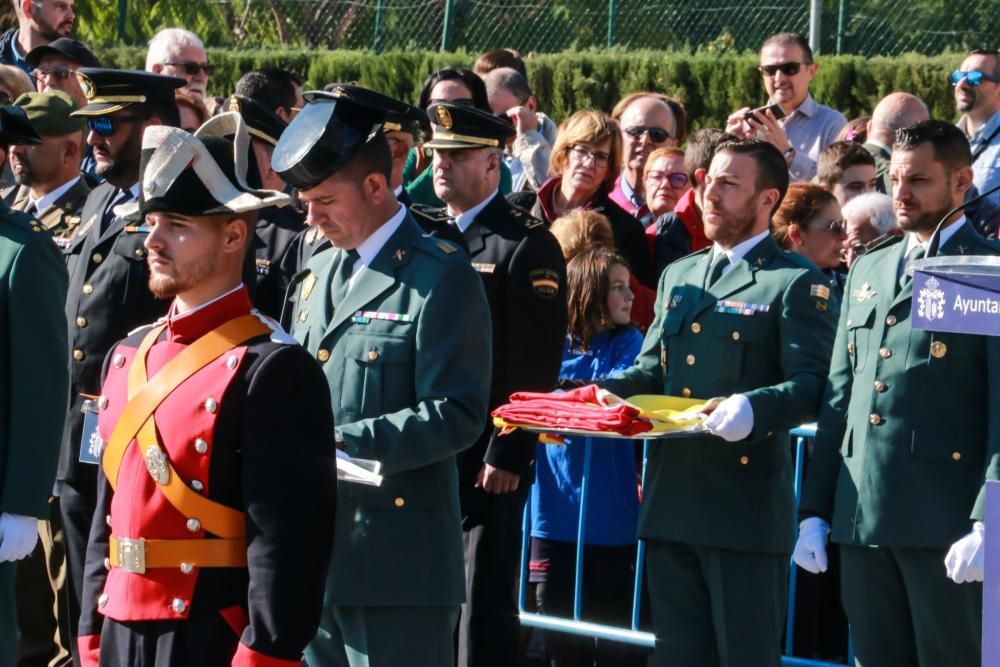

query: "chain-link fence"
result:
(70, 0), (998, 55)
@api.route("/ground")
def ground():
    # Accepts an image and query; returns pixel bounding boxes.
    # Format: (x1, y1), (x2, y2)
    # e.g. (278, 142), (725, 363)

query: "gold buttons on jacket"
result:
(92, 253), (103, 264)
(98, 594), (108, 608)
(874, 380), (887, 393)
(394, 497), (405, 507)
(180, 562), (194, 575)
(681, 388), (692, 398)
(731, 331), (741, 341)
(847, 343), (855, 356)
(686, 354), (696, 366)
(885, 315), (897, 326)
(73, 349), (85, 361)
(951, 451), (962, 461)
(76, 316), (88, 328)
(203, 398), (218, 413)
(194, 438), (208, 454)
(317, 349), (330, 362)
(879, 347), (892, 359)
(134, 248), (145, 258)
(368, 350), (380, 362)
(930, 341), (948, 359)
(113, 354), (125, 368)
(690, 322), (701, 334)
(869, 413), (882, 425)
(186, 518), (201, 532)
(739, 456), (749, 465)
(171, 598), (186, 614)
(82, 283), (94, 295)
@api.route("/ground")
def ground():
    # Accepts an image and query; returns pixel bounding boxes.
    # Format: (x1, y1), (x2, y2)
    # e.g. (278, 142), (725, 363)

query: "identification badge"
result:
(78, 399), (102, 465)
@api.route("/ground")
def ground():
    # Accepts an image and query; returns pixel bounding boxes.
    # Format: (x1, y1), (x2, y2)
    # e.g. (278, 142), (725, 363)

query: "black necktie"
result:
(707, 253), (729, 287)
(330, 249), (360, 310)
(898, 245), (926, 292)
(100, 190), (131, 234)
(24, 201), (37, 218)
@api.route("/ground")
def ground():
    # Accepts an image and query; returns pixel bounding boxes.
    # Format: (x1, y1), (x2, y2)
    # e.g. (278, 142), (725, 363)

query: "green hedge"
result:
(100, 47), (965, 130)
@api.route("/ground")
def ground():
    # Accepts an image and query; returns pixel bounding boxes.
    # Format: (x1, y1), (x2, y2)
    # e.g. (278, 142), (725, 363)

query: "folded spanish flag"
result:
(492, 385), (713, 437)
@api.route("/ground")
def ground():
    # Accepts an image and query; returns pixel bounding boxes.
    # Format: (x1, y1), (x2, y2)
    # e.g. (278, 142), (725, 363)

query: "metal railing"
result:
(517, 424), (853, 666)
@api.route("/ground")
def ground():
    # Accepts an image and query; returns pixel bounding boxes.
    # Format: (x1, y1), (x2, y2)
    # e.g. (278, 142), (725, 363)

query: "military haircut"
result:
(762, 31), (814, 64)
(895, 119), (972, 172)
(485, 68), (532, 104)
(684, 128), (736, 183)
(715, 139), (789, 215)
(817, 140), (876, 189)
(339, 133), (392, 186)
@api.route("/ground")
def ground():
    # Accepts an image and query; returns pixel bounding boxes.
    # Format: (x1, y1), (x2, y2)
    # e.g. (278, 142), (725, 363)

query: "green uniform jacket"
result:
(290, 213), (492, 606)
(603, 235), (837, 554)
(800, 222), (1000, 548)
(0, 203), (69, 518)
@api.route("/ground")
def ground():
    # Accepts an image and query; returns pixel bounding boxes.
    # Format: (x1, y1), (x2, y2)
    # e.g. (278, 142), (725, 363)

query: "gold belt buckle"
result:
(116, 537), (146, 574)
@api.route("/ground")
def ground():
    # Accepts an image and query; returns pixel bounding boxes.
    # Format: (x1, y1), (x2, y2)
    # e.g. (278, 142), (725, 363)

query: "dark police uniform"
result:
(602, 233), (837, 667)
(274, 87), (492, 667)
(800, 219), (998, 666)
(77, 117), (335, 666)
(0, 107), (70, 666)
(422, 103), (568, 667)
(59, 69), (185, 652)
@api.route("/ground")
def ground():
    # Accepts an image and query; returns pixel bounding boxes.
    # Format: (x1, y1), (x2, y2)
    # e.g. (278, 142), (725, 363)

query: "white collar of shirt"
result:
(168, 283), (244, 322)
(29, 175), (81, 216)
(868, 139), (891, 155)
(393, 185), (403, 197)
(448, 190), (497, 233)
(903, 216), (966, 255)
(351, 203), (407, 281)
(711, 228), (771, 272)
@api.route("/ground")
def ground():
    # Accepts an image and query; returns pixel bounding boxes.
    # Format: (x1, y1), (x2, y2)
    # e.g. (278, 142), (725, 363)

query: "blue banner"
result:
(911, 262), (1000, 337)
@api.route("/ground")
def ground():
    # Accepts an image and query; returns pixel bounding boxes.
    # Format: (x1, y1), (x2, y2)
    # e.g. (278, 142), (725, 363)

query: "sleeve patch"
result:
(810, 284), (831, 300)
(529, 269), (560, 298)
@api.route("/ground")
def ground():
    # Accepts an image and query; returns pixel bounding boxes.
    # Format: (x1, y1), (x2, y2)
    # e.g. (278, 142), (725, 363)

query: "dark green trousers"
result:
(840, 544), (981, 667)
(646, 540), (788, 667)
(303, 604), (459, 667)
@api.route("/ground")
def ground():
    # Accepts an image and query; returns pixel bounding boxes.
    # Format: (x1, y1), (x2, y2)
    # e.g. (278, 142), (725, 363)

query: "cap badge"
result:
(78, 73), (95, 100)
(331, 87), (350, 99)
(436, 106), (453, 129)
(228, 97), (241, 113)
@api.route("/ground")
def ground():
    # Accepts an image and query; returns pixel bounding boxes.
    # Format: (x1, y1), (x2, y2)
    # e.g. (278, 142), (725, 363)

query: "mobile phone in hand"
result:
(745, 103), (786, 121)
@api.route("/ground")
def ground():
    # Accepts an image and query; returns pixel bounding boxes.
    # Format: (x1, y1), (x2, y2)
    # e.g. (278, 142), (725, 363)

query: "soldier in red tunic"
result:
(76, 112), (337, 666)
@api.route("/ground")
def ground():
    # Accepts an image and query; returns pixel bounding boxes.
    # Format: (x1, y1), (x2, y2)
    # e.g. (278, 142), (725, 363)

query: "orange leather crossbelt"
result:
(102, 315), (271, 544)
(109, 535), (247, 570)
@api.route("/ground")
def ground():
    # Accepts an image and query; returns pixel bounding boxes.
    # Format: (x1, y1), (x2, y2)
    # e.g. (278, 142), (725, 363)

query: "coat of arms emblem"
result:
(917, 276), (945, 321)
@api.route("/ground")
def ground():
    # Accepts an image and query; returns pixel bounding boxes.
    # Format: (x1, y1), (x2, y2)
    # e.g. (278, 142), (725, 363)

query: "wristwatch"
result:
(782, 147), (796, 164)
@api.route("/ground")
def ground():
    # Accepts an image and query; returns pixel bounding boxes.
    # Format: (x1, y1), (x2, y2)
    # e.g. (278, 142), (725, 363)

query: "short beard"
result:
(707, 196), (760, 247)
(148, 255), (216, 299)
(897, 199), (954, 235)
(33, 14), (70, 41)
(12, 163), (33, 187)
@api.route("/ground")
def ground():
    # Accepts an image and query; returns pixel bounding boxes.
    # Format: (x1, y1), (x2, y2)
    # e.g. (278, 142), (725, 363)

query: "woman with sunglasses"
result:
(771, 183), (847, 306)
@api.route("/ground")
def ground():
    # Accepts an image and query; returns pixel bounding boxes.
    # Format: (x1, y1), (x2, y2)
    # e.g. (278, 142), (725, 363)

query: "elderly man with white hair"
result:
(841, 190), (898, 266)
(145, 27), (211, 99)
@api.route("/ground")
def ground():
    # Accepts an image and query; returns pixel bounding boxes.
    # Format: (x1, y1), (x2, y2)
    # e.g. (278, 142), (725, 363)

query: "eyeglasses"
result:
(164, 61), (215, 76)
(812, 218), (847, 236)
(568, 144), (611, 168)
(86, 116), (146, 137)
(759, 62), (804, 77)
(950, 70), (1000, 87)
(624, 125), (671, 144)
(32, 66), (76, 82)
(644, 170), (689, 189)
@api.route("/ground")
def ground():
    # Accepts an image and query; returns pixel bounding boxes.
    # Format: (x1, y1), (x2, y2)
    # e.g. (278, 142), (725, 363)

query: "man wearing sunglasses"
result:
(145, 28), (211, 100)
(953, 49), (1000, 238)
(25, 37), (100, 110)
(726, 32), (846, 182)
(55, 68), (184, 663)
(610, 92), (676, 225)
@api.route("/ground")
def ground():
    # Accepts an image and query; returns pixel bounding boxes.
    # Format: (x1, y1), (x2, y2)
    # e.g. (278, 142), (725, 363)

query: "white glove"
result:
(703, 394), (754, 442)
(792, 517), (830, 574)
(945, 522), (985, 583)
(336, 449), (351, 461)
(0, 513), (38, 562)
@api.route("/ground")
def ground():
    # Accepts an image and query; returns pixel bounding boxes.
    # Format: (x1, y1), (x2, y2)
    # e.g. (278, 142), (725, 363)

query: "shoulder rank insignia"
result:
(472, 262), (496, 274)
(810, 284), (831, 300)
(393, 248), (407, 262)
(300, 274), (317, 301)
(436, 239), (457, 254)
(853, 282), (876, 302)
(529, 269), (560, 298)
(754, 257), (767, 267)
(410, 203), (454, 224)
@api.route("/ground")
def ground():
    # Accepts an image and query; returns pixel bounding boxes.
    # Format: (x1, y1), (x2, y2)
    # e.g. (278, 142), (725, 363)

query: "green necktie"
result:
(330, 249), (360, 310)
(707, 253), (730, 288)
(898, 245), (925, 292)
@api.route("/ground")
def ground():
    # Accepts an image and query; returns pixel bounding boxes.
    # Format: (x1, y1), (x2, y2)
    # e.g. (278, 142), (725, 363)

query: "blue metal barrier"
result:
(518, 424), (853, 665)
